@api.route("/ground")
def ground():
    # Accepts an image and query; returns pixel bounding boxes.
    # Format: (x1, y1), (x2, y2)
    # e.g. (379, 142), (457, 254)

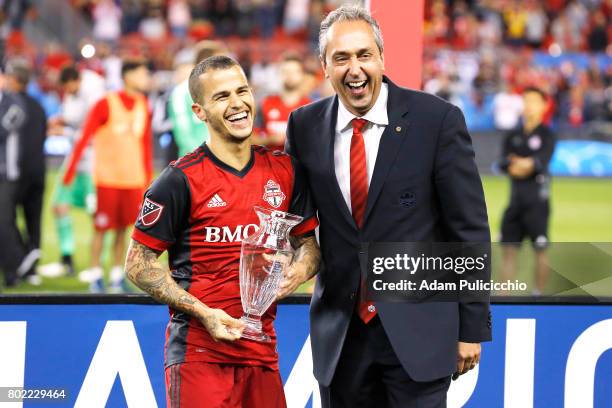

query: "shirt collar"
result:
(336, 83), (389, 133)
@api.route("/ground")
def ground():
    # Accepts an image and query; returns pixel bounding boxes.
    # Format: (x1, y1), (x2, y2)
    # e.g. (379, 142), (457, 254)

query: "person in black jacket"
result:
(0, 67), (26, 289)
(284, 5), (491, 407)
(499, 87), (556, 295)
(5, 58), (47, 285)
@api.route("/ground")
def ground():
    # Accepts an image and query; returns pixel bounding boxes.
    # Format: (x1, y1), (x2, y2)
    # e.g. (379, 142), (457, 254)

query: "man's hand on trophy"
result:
(199, 308), (245, 342)
(277, 261), (309, 300)
(277, 235), (321, 300)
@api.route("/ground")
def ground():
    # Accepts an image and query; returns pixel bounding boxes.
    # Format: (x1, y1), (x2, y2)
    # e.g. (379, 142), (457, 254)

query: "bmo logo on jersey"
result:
(204, 224), (259, 243)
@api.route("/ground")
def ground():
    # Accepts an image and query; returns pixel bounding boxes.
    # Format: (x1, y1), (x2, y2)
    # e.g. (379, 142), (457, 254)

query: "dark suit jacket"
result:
(286, 77), (492, 385)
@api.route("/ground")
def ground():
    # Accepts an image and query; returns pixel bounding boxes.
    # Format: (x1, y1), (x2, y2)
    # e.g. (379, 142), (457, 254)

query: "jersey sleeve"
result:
(131, 166), (190, 252)
(288, 157), (319, 236)
(62, 97), (109, 185)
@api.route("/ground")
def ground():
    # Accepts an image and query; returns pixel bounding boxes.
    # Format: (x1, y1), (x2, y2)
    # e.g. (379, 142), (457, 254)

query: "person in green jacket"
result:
(168, 40), (227, 156)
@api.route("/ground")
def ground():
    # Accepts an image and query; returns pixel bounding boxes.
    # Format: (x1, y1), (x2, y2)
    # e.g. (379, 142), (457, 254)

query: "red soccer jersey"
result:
(260, 95), (311, 151)
(132, 144), (318, 370)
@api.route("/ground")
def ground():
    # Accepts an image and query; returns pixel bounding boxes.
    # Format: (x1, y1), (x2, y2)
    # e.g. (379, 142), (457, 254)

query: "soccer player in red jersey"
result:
(125, 56), (321, 408)
(63, 59), (153, 292)
(251, 53), (311, 151)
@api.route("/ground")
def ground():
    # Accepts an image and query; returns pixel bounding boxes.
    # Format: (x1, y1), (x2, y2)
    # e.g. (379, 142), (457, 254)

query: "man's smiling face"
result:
(192, 66), (256, 142)
(322, 20), (385, 117)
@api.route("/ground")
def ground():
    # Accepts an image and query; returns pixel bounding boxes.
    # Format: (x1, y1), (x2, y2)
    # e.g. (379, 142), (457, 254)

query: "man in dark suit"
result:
(282, 5), (491, 407)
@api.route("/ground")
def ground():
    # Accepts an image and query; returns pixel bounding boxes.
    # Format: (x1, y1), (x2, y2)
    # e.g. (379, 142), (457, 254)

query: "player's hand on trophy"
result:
(199, 308), (245, 342)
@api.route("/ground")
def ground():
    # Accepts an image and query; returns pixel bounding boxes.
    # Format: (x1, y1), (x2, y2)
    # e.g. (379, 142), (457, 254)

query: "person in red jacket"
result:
(63, 59), (153, 292)
(251, 53), (311, 151)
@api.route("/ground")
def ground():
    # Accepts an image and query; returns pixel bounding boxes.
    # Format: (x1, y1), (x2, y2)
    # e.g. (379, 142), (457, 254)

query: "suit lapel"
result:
(364, 78), (411, 223)
(321, 96), (356, 229)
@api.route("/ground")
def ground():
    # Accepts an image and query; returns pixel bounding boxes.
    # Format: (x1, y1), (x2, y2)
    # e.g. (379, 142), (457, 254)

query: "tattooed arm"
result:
(277, 235), (321, 299)
(125, 239), (244, 341)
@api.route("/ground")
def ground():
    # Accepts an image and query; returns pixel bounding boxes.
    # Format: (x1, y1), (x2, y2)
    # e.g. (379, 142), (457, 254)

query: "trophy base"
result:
(240, 315), (270, 342)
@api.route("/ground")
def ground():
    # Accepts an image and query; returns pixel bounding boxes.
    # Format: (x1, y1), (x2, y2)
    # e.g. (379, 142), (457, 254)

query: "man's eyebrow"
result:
(331, 50), (349, 57)
(332, 47), (373, 57)
(210, 85), (249, 99)
(356, 47), (373, 55)
(211, 90), (230, 99)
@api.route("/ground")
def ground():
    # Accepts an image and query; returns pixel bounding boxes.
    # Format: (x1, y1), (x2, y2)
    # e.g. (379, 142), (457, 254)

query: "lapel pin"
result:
(395, 126), (402, 132)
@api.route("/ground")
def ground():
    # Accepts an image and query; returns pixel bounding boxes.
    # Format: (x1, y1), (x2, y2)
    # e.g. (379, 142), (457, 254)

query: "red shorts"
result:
(165, 362), (286, 408)
(94, 186), (144, 231)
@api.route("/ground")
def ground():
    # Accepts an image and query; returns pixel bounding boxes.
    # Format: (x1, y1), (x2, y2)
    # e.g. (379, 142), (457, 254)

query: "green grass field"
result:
(5, 171), (612, 294)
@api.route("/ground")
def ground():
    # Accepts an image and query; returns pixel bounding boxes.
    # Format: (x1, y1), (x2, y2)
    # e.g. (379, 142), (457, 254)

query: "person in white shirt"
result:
(285, 5), (491, 407)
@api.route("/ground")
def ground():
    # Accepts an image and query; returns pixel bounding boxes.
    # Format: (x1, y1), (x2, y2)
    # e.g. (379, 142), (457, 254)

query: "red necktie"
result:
(350, 118), (377, 323)
(350, 118), (368, 228)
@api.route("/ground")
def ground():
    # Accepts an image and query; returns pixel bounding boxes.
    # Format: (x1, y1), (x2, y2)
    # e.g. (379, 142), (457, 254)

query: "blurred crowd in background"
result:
(422, 0), (611, 134)
(0, 0), (610, 291)
(0, 0), (609, 137)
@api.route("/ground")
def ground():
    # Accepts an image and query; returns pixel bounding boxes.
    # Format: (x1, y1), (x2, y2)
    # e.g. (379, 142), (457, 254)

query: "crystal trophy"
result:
(239, 206), (303, 342)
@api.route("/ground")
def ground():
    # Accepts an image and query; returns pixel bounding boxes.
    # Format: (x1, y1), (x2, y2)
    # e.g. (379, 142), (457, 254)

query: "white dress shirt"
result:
(334, 83), (389, 213)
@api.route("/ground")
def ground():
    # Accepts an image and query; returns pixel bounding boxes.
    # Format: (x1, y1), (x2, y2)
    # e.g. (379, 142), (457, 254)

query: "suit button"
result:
(350, 292), (356, 300)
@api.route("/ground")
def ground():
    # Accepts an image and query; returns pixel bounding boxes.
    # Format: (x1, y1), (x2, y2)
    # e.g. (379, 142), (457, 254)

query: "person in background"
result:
(499, 87), (557, 295)
(0, 65), (26, 290)
(252, 52), (311, 151)
(63, 59), (153, 293)
(39, 65), (106, 279)
(4, 58), (47, 285)
(168, 40), (228, 157)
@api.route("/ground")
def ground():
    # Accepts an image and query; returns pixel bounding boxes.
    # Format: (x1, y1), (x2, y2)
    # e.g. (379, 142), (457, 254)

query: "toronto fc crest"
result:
(262, 179), (286, 208)
(139, 198), (164, 226)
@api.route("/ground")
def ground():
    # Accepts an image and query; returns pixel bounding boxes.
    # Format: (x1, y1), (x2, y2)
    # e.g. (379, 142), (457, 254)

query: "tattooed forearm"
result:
(290, 235), (321, 280)
(125, 240), (203, 316)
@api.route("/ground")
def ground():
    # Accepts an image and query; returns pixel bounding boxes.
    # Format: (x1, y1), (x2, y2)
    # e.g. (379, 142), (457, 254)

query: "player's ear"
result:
(192, 103), (208, 123)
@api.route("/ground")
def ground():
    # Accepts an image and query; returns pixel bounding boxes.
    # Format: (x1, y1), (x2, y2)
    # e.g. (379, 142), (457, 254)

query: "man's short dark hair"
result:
(121, 59), (148, 78)
(188, 55), (240, 104)
(59, 65), (80, 84)
(522, 86), (547, 100)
